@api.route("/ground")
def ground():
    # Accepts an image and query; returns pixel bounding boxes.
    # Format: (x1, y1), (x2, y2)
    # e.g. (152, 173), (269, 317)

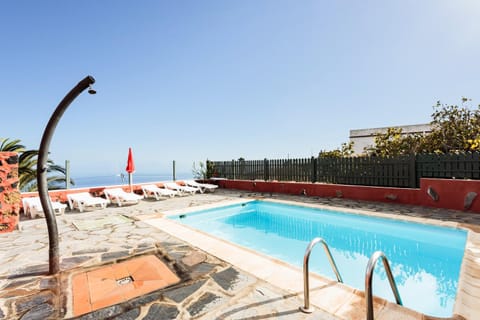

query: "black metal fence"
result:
(210, 152), (480, 188)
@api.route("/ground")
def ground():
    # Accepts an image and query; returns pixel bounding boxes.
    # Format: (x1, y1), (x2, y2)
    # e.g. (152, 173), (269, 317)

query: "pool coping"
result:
(143, 197), (480, 320)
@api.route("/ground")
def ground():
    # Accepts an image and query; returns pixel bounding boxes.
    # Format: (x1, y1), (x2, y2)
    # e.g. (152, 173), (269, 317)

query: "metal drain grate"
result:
(116, 276), (133, 285)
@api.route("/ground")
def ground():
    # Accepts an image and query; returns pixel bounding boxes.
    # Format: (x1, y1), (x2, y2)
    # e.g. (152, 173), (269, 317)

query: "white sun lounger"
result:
(103, 188), (143, 206)
(184, 180), (219, 193)
(22, 197), (67, 219)
(67, 192), (109, 212)
(164, 182), (200, 196)
(141, 184), (178, 200)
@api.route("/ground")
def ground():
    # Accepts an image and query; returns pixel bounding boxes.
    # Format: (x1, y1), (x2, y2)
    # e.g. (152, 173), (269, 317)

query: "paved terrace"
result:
(0, 189), (479, 319)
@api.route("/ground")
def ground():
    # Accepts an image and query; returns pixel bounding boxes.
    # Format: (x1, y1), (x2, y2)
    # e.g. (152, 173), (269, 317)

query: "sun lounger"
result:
(22, 197), (67, 219)
(103, 188), (143, 206)
(184, 180), (219, 193)
(141, 184), (178, 200)
(67, 192), (109, 212)
(164, 182), (200, 196)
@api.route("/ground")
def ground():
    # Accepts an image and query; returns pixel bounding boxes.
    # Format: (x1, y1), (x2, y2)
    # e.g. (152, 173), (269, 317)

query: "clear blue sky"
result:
(1, 1), (479, 177)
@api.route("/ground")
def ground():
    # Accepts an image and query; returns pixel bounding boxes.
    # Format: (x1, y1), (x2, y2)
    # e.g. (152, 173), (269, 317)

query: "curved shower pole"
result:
(37, 75), (96, 274)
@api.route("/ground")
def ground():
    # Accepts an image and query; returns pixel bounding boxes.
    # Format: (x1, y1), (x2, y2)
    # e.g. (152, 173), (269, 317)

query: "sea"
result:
(69, 173), (193, 189)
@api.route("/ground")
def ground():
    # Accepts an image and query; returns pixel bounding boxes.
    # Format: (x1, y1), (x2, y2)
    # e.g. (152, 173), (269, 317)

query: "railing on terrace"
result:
(210, 152), (480, 188)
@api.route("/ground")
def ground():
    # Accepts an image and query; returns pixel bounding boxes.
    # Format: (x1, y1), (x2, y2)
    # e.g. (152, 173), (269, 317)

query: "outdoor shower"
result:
(37, 75), (96, 274)
(88, 85), (96, 95)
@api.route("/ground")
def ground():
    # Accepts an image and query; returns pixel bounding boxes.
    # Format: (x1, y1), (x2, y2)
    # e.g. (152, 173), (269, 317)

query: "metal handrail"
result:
(299, 237), (343, 313)
(365, 251), (403, 320)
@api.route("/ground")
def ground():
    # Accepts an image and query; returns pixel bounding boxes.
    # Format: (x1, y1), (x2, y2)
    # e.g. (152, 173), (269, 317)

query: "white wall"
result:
(349, 124), (431, 154)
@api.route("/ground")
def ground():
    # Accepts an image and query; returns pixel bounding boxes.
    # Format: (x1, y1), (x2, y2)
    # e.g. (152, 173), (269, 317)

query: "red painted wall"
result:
(19, 178), (480, 214)
(214, 178), (480, 213)
(419, 178), (480, 212)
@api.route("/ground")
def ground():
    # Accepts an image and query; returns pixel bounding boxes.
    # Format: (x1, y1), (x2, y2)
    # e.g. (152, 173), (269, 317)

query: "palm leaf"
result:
(2, 138), (73, 192)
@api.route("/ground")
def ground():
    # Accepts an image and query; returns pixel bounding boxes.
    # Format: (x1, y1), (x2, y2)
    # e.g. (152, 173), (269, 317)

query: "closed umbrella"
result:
(126, 147), (135, 192)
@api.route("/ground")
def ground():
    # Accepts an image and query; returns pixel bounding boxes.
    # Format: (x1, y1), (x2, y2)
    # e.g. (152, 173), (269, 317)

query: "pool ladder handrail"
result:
(299, 237), (343, 313)
(365, 251), (403, 320)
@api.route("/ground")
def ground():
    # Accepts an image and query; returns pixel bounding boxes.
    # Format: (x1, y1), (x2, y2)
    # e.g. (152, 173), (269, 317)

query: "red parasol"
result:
(126, 147), (135, 191)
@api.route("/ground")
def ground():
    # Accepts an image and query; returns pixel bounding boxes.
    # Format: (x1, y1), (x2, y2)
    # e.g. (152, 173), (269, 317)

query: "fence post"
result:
(65, 160), (70, 189)
(232, 159), (236, 180)
(205, 159), (210, 179)
(311, 156), (317, 183)
(264, 158), (269, 181)
(409, 154), (417, 188)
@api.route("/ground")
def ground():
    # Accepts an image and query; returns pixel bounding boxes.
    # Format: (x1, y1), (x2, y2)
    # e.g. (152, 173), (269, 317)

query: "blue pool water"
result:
(171, 200), (467, 317)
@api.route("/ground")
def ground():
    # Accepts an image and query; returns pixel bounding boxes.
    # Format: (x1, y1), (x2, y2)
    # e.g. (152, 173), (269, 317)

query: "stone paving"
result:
(0, 189), (479, 319)
(1, 191), (334, 320)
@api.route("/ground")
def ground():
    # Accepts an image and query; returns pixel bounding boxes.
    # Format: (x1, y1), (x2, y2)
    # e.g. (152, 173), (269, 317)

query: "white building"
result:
(349, 124), (431, 155)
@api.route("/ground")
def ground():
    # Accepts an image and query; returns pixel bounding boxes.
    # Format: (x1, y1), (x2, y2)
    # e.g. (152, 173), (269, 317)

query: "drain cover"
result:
(72, 255), (181, 316)
(117, 276), (133, 285)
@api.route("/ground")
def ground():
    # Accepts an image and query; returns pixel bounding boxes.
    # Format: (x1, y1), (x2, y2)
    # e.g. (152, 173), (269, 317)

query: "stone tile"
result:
(75, 304), (124, 320)
(0, 288), (34, 299)
(15, 291), (55, 314)
(3, 246), (41, 257)
(137, 241), (156, 248)
(211, 267), (242, 291)
(111, 307), (140, 320)
(20, 242), (46, 251)
(15, 264), (49, 276)
(88, 228), (112, 236)
(181, 251), (207, 267)
(187, 292), (225, 317)
(133, 247), (155, 255)
(125, 289), (163, 309)
(101, 251), (131, 262)
(128, 228), (154, 236)
(168, 252), (186, 261)
(190, 262), (216, 279)
(20, 303), (56, 320)
(2, 279), (36, 290)
(39, 277), (57, 290)
(143, 303), (179, 320)
(72, 248), (109, 255)
(61, 256), (92, 269)
(163, 280), (207, 303)
(83, 235), (110, 243)
(12, 235), (46, 245)
(71, 233), (91, 240)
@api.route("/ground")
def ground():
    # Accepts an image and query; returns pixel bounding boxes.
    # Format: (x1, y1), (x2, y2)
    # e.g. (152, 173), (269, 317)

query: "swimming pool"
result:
(170, 200), (467, 318)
